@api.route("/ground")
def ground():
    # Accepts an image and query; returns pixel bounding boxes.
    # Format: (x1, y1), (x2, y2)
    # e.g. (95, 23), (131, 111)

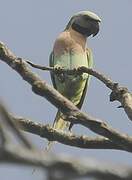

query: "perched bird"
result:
(47, 11), (101, 149)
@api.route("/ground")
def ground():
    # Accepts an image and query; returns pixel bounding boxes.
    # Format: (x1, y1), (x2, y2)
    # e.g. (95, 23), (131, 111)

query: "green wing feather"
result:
(49, 52), (70, 130)
(49, 52), (57, 90)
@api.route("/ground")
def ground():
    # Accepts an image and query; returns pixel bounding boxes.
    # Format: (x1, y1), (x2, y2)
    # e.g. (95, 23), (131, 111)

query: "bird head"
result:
(66, 11), (101, 37)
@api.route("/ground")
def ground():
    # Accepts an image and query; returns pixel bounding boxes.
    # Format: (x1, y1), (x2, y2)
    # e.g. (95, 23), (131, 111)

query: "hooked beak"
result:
(92, 21), (100, 37)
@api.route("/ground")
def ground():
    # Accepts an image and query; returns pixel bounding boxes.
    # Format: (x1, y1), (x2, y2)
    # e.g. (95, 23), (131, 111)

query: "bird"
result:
(47, 11), (101, 150)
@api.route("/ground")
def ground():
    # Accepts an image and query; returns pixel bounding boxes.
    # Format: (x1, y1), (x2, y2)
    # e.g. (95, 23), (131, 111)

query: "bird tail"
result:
(45, 110), (70, 151)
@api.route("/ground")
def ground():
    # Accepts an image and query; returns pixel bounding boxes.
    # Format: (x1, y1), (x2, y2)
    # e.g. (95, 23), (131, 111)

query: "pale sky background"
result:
(0, 0), (132, 179)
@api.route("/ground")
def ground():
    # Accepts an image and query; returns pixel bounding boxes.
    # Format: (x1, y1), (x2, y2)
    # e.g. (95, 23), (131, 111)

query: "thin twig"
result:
(25, 61), (121, 90)
(26, 60), (53, 71)
(0, 103), (33, 149)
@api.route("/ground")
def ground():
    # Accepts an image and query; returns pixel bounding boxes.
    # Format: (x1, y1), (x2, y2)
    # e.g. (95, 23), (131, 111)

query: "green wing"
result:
(76, 48), (93, 109)
(49, 52), (57, 89)
(49, 52), (70, 130)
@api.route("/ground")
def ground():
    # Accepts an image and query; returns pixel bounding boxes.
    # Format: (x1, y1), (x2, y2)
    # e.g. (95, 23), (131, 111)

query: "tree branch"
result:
(0, 41), (132, 179)
(0, 145), (132, 180)
(0, 124), (7, 146)
(0, 102), (131, 180)
(10, 114), (129, 151)
(0, 42), (132, 151)
(0, 103), (33, 149)
(27, 60), (132, 121)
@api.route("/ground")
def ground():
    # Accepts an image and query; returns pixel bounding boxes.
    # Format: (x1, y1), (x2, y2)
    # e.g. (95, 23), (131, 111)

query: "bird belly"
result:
(54, 52), (88, 105)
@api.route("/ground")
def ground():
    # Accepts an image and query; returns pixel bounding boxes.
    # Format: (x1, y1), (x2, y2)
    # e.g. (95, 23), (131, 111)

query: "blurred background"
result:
(0, 0), (132, 179)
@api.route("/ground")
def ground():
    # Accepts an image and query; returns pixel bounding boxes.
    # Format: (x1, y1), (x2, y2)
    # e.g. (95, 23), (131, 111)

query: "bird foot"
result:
(54, 65), (64, 74)
(72, 67), (83, 76)
(54, 65), (65, 82)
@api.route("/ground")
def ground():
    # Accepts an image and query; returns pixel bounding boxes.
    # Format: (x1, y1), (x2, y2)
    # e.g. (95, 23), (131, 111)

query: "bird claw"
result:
(54, 65), (65, 82)
(54, 65), (63, 74)
(73, 67), (83, 76)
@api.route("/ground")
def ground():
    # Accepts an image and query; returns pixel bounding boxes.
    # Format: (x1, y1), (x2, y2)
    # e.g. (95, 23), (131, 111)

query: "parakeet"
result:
(48, 11), (101, 149)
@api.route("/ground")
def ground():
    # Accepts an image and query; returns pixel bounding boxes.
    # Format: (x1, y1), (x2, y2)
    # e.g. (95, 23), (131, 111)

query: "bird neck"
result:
(68, 27), (87, 49)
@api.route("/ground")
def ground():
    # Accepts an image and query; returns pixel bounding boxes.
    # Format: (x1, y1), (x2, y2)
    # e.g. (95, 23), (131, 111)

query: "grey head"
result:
(66, 11), (101, 37)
